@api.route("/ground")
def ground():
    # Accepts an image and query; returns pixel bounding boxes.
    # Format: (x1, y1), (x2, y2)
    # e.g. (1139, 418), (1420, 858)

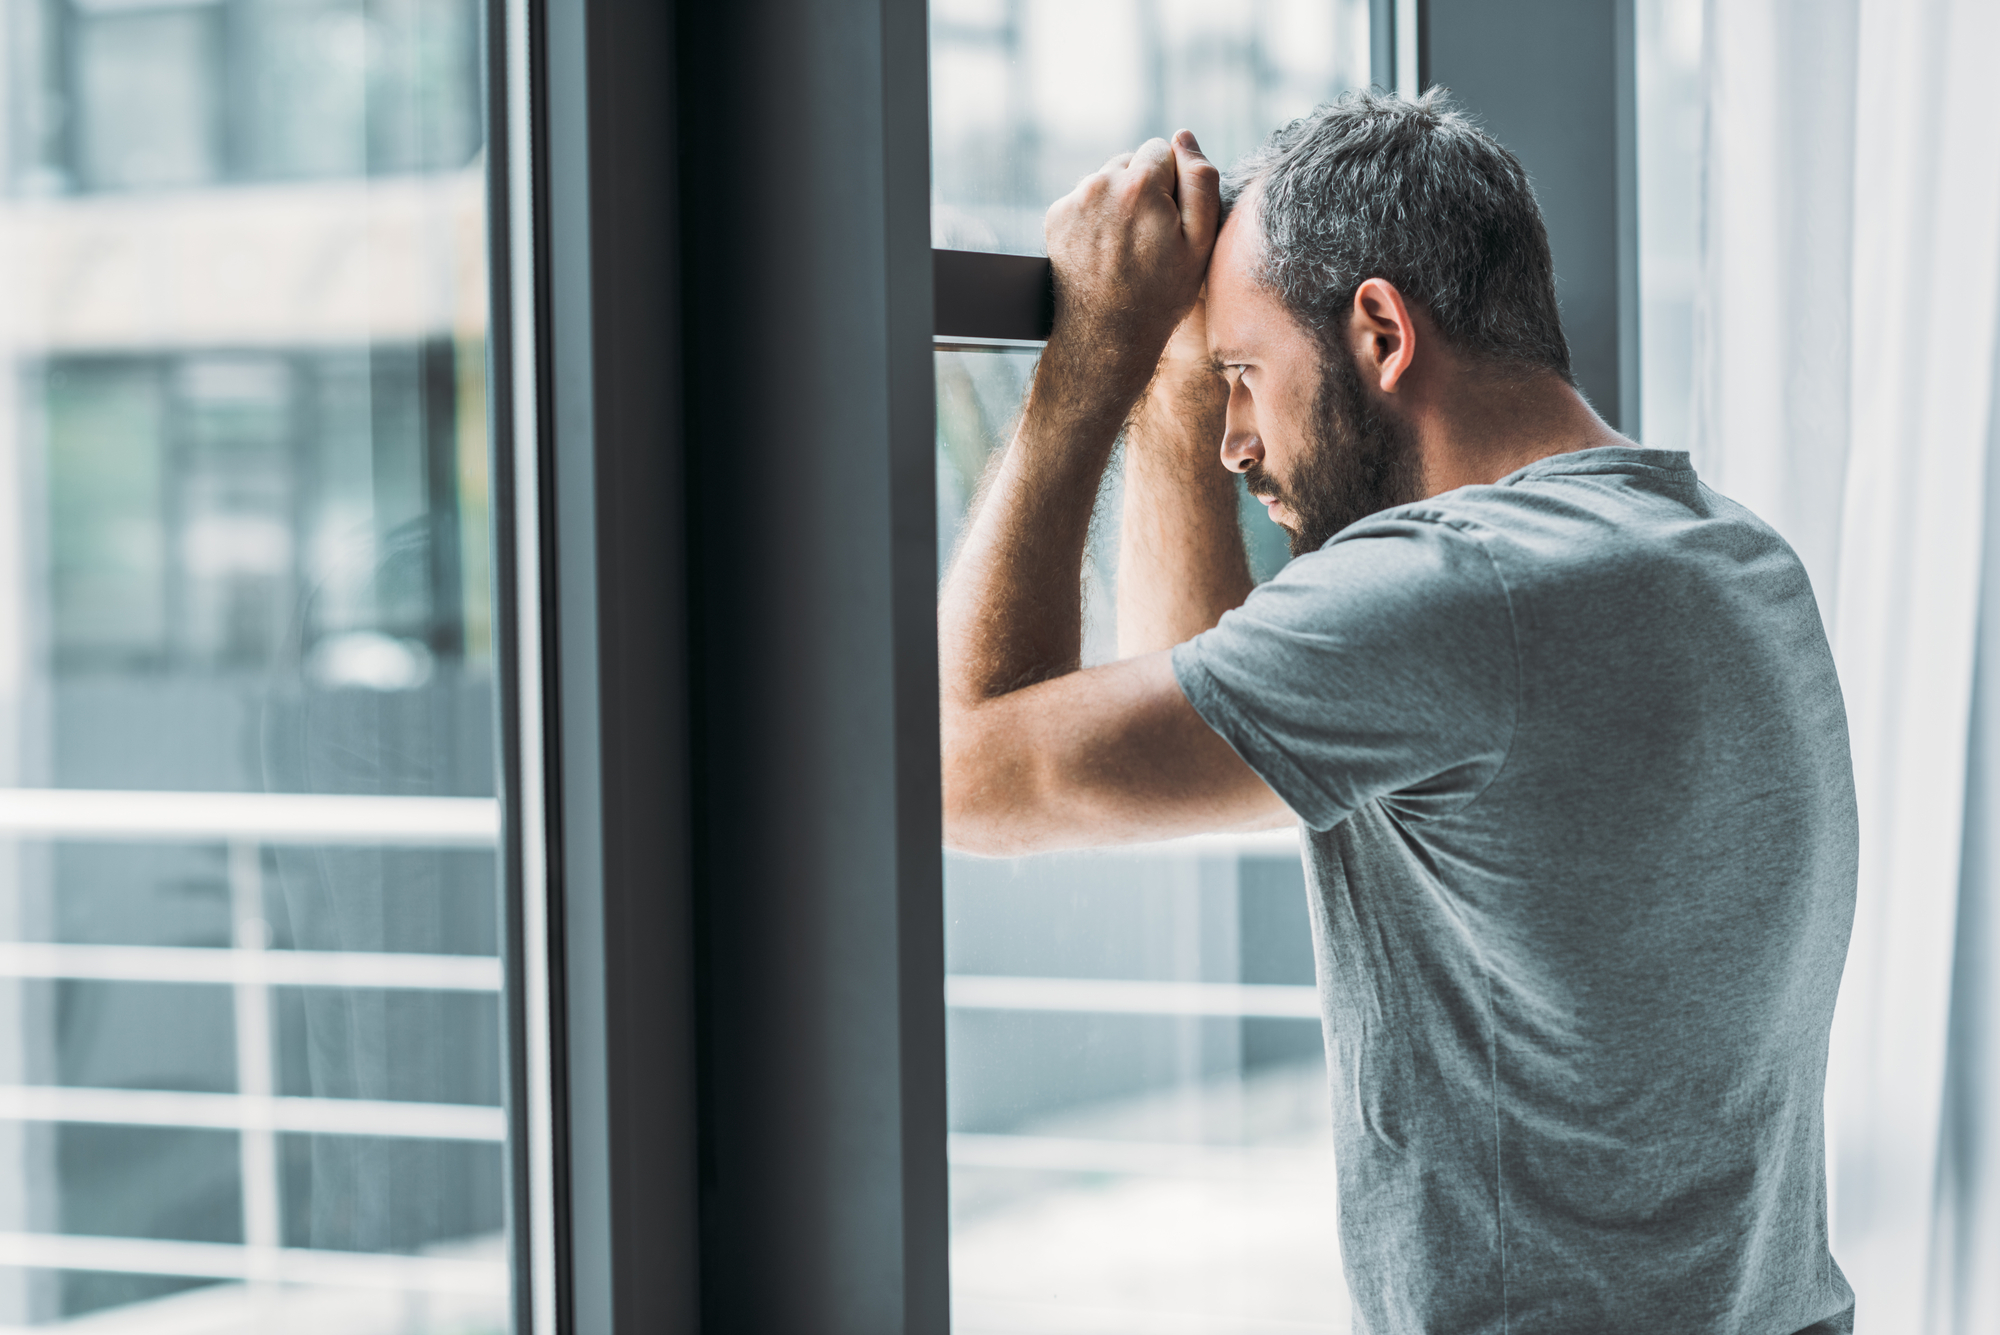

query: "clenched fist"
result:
(1043, 130), (1221, 381)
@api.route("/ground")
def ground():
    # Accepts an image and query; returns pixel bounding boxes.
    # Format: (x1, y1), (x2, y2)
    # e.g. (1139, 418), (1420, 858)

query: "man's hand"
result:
(1043, 131), (1221, 385)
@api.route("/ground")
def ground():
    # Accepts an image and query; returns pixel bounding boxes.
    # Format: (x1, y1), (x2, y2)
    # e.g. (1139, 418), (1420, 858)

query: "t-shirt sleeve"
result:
(1171, 514), (1519, 832)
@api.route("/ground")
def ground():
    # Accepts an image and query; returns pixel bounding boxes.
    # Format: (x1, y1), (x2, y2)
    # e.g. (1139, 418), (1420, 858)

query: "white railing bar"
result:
(228, 841), (281, 1285)
(0, 1232), (506, 1295)
(1130, 827), (1300, 856)
(0, 1086), (505, 1141)
(0, 942), (502, 992)
(951, 1298), (1345, 1335)
(0, 951), (1325, 1020)
(0, 783), (1304, 855)
(946, 1132), (1334, 1182)
(946, 826), (1303, 861)
(0, 789), (499, 847)
(0, 789), (1301, 857)
(945, 975), (1321, 1019)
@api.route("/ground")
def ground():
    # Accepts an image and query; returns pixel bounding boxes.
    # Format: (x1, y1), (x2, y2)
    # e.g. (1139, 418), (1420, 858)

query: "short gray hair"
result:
(1220, 88), (1572, 380)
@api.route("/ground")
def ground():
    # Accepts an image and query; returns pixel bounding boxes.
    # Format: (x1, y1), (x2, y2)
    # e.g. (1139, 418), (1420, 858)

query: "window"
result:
(0, 1), (1644, 1329)
(16, 0), (481, 195)
(931, 5), (1371, 1328)
(1635, 0), (1701, 452)
(930, 0), (1372, 255)
(0, 0), (505, 1326)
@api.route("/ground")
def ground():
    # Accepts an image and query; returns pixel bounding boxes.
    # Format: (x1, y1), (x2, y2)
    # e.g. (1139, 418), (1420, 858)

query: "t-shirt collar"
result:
(1498, 445), (1694, 487)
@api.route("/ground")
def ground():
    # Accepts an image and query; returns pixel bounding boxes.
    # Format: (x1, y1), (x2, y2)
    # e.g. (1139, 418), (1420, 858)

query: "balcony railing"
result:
(0, 788), (508, 1305)
(0, 788), (1316, 1310)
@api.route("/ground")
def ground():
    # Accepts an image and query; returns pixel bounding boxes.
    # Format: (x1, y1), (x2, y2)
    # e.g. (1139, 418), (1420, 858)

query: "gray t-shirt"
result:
(1173, 448), (1858, 1334)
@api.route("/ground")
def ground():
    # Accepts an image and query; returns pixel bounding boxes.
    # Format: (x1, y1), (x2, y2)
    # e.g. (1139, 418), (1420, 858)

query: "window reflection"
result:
(1636, 0), (1702, 452)
(0, 0), (503, 1327)
(31, 0), (481, 195)
(44, 345), (476, 675)
(931, 0), (1372, 254)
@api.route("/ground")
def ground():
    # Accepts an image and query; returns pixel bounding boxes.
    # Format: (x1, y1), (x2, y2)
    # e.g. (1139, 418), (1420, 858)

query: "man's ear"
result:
(1351, 278), (1417, 394)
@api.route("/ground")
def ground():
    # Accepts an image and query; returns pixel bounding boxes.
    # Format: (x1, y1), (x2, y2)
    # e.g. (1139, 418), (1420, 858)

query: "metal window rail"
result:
(932, 248), (1052, 349)
(0, 788), (1309, 1294)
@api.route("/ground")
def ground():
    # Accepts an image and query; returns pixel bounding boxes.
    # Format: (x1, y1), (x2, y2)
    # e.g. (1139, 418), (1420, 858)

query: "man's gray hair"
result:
(1221, 88), (1572, 381)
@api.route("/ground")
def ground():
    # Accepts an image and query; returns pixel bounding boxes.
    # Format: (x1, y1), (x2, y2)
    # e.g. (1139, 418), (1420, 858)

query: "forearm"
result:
(939, 339), (1152, 709)
(1116, 367), (1252, 656)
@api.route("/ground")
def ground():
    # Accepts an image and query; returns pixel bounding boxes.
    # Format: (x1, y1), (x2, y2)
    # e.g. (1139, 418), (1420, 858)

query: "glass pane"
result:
(931, 0), (1373, 254)
(1636, 0), (1703, 451)
(0, 0), (505, 1327)
(939, 360), (1348, 1330)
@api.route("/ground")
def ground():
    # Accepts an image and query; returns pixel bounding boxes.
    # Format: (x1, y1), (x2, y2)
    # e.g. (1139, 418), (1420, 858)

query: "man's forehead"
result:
(1214, 193), (1260, 261)
(1206, 202), (1274, 358)
(1209, 200), (1265, 297)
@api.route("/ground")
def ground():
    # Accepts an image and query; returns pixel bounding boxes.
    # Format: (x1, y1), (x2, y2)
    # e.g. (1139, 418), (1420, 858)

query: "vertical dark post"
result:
(421, 337), (466, 659)
(533, 0), (701, 1330)
(1613, 0), (1640, 435)
(676, 0), (947, 1330)
(515, 0), (943, 1326)
(1420, 0), (1640, 431)
(479, 0), (536, 1327)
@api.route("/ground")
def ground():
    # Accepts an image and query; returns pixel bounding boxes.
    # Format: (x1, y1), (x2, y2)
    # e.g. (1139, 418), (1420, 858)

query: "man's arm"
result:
(938, 133), (1290, 856)
(1117, 300), (1252, 657)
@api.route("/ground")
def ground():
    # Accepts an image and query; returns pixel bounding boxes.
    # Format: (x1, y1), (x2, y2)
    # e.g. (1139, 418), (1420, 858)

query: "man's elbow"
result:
(941, 791), (1015, 858)
(939, 716), (1046, 858)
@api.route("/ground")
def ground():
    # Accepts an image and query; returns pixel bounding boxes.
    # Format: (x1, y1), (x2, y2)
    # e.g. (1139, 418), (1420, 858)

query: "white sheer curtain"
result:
(1693, 0), (2000, 1327)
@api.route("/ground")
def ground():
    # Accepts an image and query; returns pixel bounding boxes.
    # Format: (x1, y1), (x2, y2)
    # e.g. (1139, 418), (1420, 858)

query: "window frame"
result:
(494, 0), (941, 1329)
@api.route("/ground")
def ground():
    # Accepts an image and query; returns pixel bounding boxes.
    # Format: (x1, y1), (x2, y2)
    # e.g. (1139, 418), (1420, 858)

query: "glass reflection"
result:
(931, 0), (1372, 255)
(0, 0), (503, 1328)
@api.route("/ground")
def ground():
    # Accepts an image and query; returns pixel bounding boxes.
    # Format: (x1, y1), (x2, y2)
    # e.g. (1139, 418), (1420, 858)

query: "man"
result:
(938, 92), (1858, 1334)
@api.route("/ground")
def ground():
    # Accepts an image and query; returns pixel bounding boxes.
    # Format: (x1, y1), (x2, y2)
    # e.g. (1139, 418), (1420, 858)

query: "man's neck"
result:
(1412, 369), (1629, 498)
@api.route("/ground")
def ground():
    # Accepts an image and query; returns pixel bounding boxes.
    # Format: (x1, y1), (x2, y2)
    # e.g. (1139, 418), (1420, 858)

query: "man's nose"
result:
(1220, 379), (1262, 473)
(1220, 431), (1262, 473)
(1220, 421), (1263, 473)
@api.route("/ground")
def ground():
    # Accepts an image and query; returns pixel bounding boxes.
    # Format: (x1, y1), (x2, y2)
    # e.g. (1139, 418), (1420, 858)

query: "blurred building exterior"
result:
(0, 0), (506, 1327)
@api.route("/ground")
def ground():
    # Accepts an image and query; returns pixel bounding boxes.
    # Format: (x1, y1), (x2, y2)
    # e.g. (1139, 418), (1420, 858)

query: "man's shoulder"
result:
(1302, 465), (1820, 662)
(1337, 454), (1789, 583)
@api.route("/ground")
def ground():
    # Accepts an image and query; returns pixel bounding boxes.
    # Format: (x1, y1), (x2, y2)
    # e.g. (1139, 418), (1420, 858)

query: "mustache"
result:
(1239, 462), (1290, 511)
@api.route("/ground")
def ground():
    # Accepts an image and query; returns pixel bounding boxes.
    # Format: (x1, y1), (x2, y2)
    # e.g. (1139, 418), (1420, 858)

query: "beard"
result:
(1242, 348), (1423, 558)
